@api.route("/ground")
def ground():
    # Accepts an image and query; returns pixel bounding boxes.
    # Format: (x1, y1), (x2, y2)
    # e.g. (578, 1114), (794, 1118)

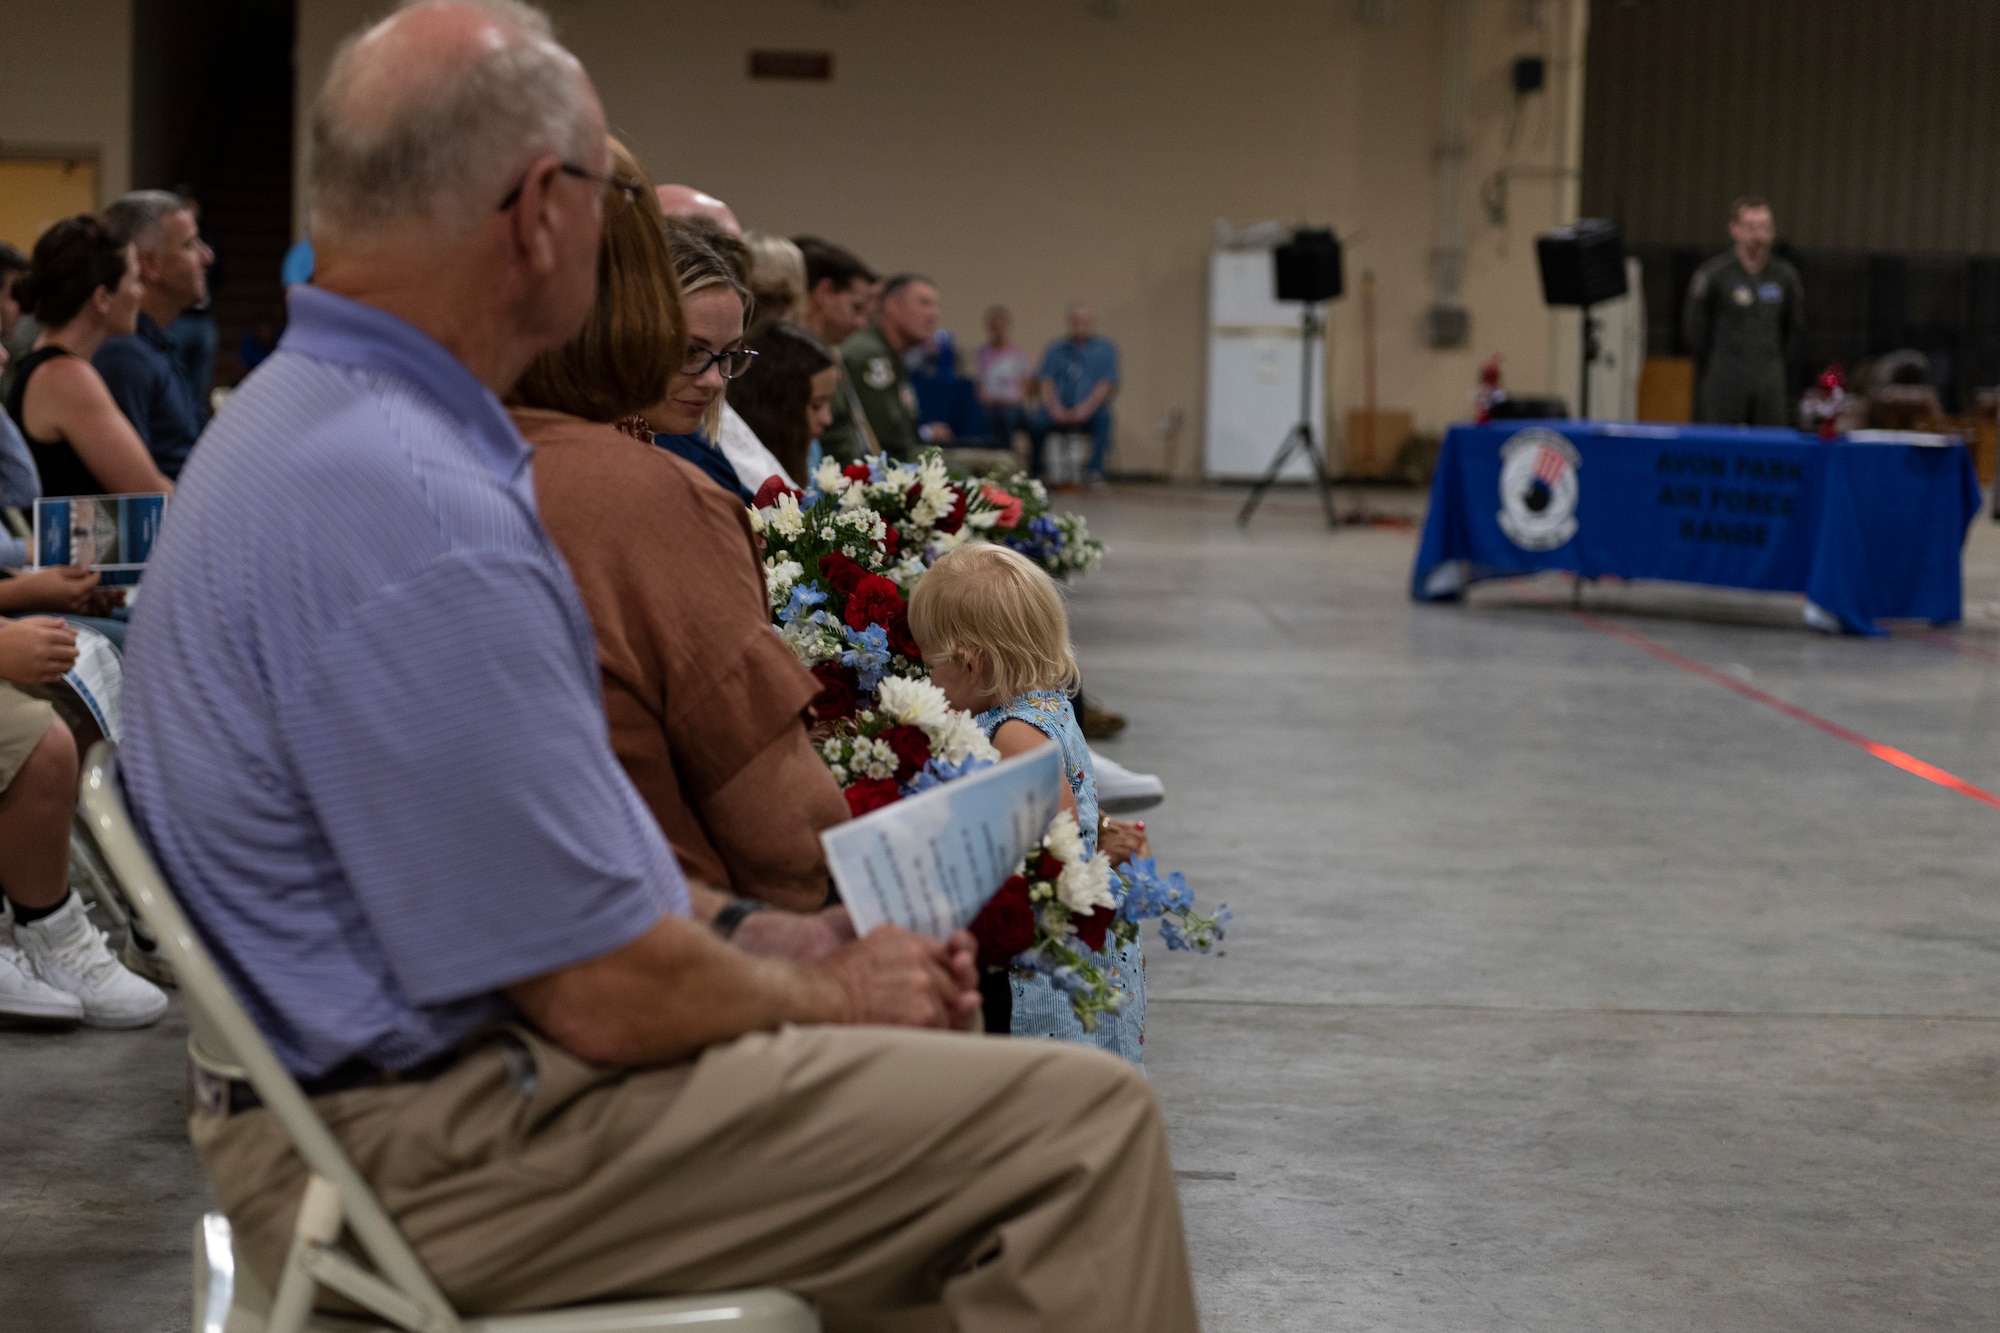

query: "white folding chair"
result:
(78, 744), (818, 1333)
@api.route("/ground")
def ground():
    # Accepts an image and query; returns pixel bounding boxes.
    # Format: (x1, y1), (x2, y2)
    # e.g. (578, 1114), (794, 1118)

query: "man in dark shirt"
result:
(1682, 195), (1802, 426)
(94, 191), (214, 479)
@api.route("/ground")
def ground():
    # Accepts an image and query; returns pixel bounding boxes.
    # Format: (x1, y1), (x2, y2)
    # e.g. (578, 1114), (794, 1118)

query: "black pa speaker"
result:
(1536, 219), (1627, 307)
(1274, 228), (1344, 303)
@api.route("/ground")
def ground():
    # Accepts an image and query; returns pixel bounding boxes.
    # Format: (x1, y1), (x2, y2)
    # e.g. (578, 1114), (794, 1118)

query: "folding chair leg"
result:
(267, 1176), (344, 1333)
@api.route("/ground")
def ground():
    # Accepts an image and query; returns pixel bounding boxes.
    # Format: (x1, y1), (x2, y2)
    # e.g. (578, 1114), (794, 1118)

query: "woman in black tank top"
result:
(4, 216), (173, 499)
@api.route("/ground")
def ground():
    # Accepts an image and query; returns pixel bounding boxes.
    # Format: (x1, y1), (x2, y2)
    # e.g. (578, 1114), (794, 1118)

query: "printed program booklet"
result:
(821, 744), (1063, 939)
(34, 493), (167, 587)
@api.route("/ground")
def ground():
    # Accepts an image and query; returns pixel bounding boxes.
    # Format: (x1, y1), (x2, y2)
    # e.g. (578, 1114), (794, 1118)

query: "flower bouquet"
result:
(752, 451), (1223, 1027)
(970, 814), (1231, 1031)
(960, 468), (1105, 581)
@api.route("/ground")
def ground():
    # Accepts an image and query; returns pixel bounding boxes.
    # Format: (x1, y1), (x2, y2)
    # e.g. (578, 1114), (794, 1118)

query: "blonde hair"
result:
(662, 216), (752, 440)
(745, 231), (806, 332)
(909, 542), (1080, 699)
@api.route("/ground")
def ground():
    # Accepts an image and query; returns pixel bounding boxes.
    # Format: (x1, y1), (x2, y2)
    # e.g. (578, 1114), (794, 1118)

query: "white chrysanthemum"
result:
(1044, 810), (1087, 865)
(875, 675), (950, 730)
(765, 492), (806, 539)
(819, 524), (839, 541)
(887, 552), (928, 587)
(827, 763), (848, 785)
(1057, 852), (1116, 917)
(814, 457), (851, 493)
(930, 528), (972, 556)
(926, 709), (999, 766)
(856, 737), (898, 781)
(747, 506), (767, 535)
(964, 507), (1000, 532)
(837, 484), (871, 511)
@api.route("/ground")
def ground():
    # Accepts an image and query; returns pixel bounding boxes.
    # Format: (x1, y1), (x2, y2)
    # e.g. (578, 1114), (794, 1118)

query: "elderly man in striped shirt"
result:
(117, 3), (1198, 1330)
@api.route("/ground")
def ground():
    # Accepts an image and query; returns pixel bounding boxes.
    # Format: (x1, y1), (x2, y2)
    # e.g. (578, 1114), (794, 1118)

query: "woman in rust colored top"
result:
(510, 140), (847, 921)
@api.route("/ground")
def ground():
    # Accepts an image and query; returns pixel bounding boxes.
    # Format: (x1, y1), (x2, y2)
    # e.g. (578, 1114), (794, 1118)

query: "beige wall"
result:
(299, 0), (1586, 473)
(0, 0), (132, 211)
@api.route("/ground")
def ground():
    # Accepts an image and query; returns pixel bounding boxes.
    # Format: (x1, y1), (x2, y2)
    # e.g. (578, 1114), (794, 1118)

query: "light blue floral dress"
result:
(976, 689), (1146, 1066)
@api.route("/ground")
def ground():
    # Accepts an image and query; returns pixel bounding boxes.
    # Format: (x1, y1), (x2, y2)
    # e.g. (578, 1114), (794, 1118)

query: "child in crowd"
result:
(909, 541), (1147, 1065)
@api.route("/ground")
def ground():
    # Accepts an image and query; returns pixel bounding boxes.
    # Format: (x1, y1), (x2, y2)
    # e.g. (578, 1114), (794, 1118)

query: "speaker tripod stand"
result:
(1238, 305), (1337, 528)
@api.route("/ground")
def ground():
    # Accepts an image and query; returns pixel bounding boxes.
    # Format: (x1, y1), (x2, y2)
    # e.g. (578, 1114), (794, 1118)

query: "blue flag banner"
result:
(1411, 422), (1982, 636)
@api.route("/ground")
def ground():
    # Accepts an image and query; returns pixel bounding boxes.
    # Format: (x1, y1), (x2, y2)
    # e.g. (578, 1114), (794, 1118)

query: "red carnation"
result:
(819, 551), (868, 596)
(844, 574), (906, 633)
(971, 875), (1036, 968)
(936, 486), (969, 535)
(809, 663), (860, 722)
(844, 777), (901, 818)
(843, 463), (873, 483)
(1074, 905), (1116, 953)
(1030, 849), (1064, 883)
(751, 476), (799, 509)
(886, 607), (923, 663)
(878, 724), (932, 781)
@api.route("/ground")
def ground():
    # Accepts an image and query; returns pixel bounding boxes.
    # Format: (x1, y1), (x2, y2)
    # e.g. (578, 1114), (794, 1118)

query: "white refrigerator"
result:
(1203, 248), (1325, 481)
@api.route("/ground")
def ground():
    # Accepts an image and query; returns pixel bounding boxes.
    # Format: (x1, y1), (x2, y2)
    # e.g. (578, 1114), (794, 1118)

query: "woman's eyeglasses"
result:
(683, 346), (758, 380)
(498, 162), (647, 212)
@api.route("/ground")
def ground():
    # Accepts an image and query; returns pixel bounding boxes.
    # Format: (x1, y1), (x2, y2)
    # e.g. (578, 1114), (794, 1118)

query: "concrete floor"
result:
(7, 482), (2000, 1329)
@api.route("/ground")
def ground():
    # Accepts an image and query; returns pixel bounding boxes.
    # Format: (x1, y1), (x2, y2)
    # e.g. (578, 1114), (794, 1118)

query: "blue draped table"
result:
(1411, 421), (1983, 635)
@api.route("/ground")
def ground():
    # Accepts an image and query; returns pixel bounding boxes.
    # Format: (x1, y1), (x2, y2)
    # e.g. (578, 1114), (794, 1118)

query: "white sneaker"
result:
(15, 891), (169, 1029)
(0, 906), (84, 1027)
(1091, 749), (1166, 814)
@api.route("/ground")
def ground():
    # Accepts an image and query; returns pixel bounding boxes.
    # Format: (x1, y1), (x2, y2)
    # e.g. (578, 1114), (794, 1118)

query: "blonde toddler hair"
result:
(909, 542), (1081, 700)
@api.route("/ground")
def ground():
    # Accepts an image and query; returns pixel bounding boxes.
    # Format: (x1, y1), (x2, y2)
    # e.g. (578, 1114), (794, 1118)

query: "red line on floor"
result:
(1902, 628), (2000, 667)
(1571, 609), (2000, 812)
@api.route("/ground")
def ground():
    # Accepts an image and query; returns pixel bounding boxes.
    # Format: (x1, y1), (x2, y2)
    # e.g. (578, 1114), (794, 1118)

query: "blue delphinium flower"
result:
(839, 623), (892, 692)
(778, 584), (827, 625)
(903, 752), (995, 795)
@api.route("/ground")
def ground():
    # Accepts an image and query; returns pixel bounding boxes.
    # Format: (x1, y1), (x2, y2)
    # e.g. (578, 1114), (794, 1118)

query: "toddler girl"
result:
(909, 541), (1145, 1064)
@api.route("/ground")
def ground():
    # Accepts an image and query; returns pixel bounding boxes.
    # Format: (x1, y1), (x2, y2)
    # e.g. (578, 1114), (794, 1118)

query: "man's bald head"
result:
(655, 184), (741, 238)
(311, 0), (602, 243)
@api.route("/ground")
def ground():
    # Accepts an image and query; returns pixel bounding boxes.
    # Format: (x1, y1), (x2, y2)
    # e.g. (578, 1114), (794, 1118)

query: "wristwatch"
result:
(710, 898), (769, 940)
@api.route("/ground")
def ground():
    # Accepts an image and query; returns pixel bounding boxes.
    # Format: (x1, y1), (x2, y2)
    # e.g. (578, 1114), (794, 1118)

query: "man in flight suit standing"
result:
(1683, 195), (1803, 426)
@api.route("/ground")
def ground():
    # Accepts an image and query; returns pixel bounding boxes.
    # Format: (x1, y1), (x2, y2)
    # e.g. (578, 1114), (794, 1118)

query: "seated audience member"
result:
(744, 231), (806, 334)
(651, 206), (790, 491)
(4, 217), (175, 498)
(977, 303), (1031, 455)
(0, 615), (167, 1028)
(163, 187), (220, 412)
(513, 139), (846, 916)
(794, 235), (877, 461)
(119, 5), (1195, 1327)
(0, 257), (43, 565)
(0, 340), (126, 631)
(1030, 302), (1120, 484)
(95, 190), (215, 479)
(653, 183), (740, 237)
(730, 321), (839, 483)
(841, 273), (953, 463)
(633, 223), (757, 502)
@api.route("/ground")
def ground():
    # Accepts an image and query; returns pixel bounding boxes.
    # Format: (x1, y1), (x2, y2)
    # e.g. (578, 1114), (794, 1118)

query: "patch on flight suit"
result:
(863, 357), (896, 390)
(1731, 285), (1754, 306)
(1757, 282), (1783, 303)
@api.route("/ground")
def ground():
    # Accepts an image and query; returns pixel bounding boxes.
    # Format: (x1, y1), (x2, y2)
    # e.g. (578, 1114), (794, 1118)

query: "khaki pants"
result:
(192, 1023), (1199, 1333)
